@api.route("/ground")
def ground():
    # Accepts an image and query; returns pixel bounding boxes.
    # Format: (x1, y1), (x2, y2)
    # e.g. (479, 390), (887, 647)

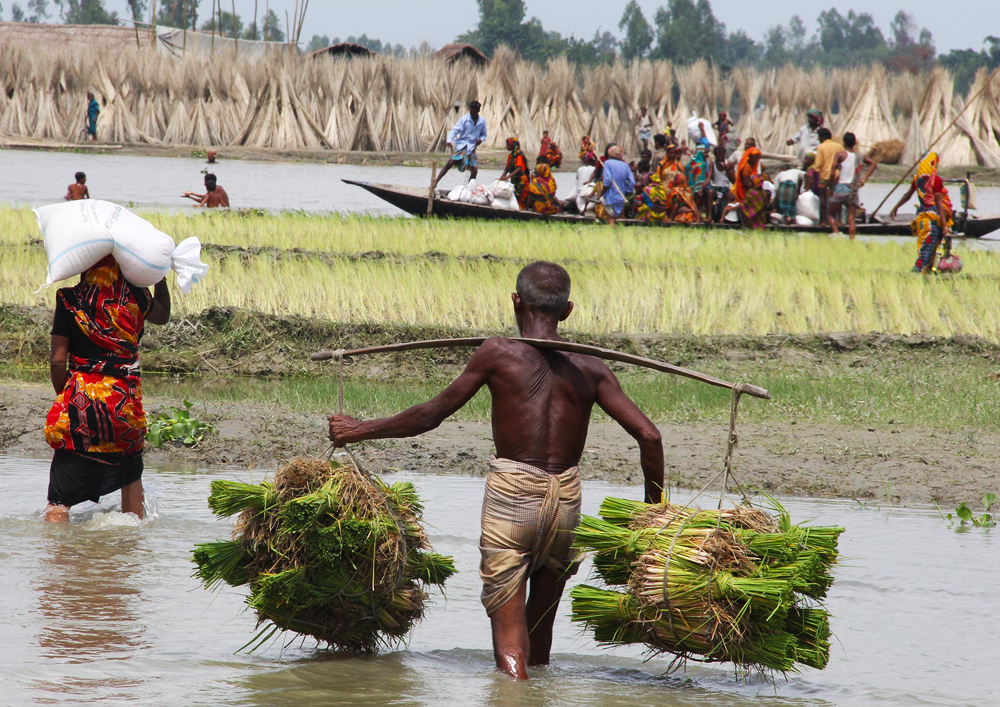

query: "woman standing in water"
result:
(43, 256), (170, 522)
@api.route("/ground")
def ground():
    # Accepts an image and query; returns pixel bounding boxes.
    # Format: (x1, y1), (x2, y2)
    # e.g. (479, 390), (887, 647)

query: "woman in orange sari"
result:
(528, 162), (559, 214)
(579, 135), (596, 160)
(44, 256), (171, 522)
(499, 137), (530, 209)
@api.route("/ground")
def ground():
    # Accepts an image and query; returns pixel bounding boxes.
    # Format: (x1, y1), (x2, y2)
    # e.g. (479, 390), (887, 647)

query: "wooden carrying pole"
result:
(870, 63), (1000, 221)
(427, 163), (436, 216)
(312, 337), (770, 400)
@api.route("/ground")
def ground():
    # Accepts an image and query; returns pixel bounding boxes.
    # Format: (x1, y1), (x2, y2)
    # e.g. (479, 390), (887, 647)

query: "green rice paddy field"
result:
(2, 207), (1000, 339)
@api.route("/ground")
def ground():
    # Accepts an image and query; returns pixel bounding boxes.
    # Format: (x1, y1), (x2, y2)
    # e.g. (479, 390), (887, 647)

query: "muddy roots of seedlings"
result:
(570, 496), (843, 674)
(192, 456), (456, 653)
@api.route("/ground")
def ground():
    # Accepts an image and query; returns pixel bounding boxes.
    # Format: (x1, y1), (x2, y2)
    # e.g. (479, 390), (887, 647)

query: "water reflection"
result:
(32, 522), (148, 696)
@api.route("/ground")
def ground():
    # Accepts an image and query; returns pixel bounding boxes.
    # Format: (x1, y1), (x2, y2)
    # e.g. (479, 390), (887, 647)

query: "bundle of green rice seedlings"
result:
(192, 456), (456, 652)
(570, 496), (843, 673)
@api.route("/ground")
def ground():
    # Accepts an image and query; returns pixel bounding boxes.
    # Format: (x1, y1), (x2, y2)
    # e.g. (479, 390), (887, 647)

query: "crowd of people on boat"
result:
(506, 109), (882, 236)
(436, 100), (894, 236)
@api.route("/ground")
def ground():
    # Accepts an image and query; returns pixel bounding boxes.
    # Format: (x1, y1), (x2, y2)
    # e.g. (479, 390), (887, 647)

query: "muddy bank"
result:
(4, 304), (1000, 379)
(2, 378), (995, 505)
(5, 142), (999, 184)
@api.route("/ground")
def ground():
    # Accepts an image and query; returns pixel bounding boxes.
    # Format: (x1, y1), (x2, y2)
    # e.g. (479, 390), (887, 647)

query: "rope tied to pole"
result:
(719, 383), (750, 508)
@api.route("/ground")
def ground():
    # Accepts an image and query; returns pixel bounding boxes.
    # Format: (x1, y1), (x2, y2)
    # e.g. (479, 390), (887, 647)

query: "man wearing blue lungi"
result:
(433, 100), (487, 189)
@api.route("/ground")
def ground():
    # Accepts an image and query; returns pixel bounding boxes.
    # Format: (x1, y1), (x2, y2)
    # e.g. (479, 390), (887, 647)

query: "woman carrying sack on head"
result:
(43, 256), (170, 522)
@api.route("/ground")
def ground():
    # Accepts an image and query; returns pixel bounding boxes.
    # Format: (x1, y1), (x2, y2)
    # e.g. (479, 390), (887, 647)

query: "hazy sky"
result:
(34, 1), (998, 54)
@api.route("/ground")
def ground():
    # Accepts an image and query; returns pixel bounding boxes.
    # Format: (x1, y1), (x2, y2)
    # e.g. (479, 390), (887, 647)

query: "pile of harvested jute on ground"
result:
(192, 456), (456, 652)
(570, 497), (843, 672)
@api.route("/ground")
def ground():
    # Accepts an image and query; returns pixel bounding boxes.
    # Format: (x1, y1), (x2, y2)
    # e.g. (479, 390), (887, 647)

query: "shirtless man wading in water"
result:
(327, 261), (664, 679)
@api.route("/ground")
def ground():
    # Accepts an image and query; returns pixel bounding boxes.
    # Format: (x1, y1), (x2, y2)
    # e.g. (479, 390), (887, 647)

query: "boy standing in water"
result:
(328, 262), (664, 680)
(64, 172), (90, 201)
(182, 173), (230, 208)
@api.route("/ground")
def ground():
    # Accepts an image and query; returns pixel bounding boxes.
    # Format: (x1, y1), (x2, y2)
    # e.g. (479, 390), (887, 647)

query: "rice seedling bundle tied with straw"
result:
(570, 496), (843, 673)
(192, 456), (456, 652)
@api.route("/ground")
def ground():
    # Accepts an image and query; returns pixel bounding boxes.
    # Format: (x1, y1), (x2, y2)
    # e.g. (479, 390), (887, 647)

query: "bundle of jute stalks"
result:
(192, 456), (456, 652)
(570, 496), (843, 672)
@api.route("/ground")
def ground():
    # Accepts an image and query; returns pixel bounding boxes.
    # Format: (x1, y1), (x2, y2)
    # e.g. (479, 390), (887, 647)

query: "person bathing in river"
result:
(65, 172), (90, 201)
(433, 100), (487, 189)
(328, 261), (664, 680)
(182, 173), (230, 208)
(44, 257), (171, 522)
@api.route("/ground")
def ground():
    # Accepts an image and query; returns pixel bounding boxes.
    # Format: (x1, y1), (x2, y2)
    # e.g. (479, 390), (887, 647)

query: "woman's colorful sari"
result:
(45, 257), (151, 455)
(505, 138), (530, 209)
(528, 164), (559, 214)
(579, 136), (596, 160)
(637, 175), (670, 224)
(732, 147), (761, 202)
(739, 173), (770, 229)
(685, 149), (709, 193)
(910, 152), (953, 271)
(637, 173), (700, 224)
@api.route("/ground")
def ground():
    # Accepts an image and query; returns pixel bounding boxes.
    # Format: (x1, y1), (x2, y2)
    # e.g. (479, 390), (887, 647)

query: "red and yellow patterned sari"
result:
(528, 164), (560, 214)
(45, 257), (151, 455)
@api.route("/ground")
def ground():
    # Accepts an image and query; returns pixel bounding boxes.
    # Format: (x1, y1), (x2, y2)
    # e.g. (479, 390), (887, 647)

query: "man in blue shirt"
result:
(601, 145), (634, 226)
(433, 100), (487, 189)
(86, 92), (100, 141)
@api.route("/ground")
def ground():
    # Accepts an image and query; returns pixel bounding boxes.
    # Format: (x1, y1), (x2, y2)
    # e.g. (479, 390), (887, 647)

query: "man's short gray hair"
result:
(516, 261), (571, 314)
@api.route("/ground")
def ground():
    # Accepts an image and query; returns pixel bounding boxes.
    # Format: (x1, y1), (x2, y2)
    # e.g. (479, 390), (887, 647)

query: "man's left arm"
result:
(594, 366), (664, 503)
(329, 340), (497, 445)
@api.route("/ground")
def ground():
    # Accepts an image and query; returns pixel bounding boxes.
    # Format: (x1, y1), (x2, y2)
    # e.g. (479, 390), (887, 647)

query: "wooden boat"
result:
(344, 179), (1000, 238)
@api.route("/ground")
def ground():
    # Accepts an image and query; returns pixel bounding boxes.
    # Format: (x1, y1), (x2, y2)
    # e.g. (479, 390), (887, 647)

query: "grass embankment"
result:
(3, 208), (1000, 339)
(4, 303), (1000, 433)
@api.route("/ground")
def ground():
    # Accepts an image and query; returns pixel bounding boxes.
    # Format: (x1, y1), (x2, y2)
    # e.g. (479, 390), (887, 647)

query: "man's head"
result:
(608, 144), (624, 160)
(807, 109), (823, 130)
(818, 127), (832, 142)
(640, 106), (648, 115)
(469, 100), (481, 119)
(843, 132), (856, 149)
(75, 171), (86, 184)
(713, 145), (726, 161)
(87, 92), (94, 101)
(640, 149), (652, 162)
(513, 261), (572, 327)
(653, 133), (667, 149)
(204, 173), (217, 192)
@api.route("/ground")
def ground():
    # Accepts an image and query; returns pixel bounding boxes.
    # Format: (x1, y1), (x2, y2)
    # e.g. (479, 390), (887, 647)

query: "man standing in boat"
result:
(328, 261), (664, 680)
(433, 100), (487, 189)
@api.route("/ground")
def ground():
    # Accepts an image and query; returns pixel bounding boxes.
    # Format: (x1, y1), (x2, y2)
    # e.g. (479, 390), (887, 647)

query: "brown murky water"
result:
(1, 454), (996, 706)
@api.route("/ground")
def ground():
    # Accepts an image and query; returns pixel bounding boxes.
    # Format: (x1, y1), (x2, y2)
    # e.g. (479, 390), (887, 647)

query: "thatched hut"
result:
(435, 44), (488, 67)
(310, 43), (376, 60)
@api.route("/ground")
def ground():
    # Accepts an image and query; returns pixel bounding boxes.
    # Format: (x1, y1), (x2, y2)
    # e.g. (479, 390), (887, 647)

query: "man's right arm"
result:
(594, 366), (664, 503)
(329, 339), (498, 445)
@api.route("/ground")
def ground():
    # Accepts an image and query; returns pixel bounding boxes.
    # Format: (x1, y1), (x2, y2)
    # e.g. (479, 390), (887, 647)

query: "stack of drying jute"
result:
(192, 455), (456, 652)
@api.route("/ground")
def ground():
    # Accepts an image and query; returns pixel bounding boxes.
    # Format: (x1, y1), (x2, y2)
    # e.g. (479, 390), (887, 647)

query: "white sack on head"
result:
(34, 200), (209, 291)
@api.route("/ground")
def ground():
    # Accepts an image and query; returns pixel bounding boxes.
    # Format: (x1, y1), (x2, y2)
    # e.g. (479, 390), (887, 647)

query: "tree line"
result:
(4, 0), (998, 94)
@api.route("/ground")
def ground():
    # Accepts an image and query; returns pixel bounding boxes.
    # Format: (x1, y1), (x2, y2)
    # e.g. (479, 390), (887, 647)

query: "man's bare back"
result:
(483, 338), (608, 472)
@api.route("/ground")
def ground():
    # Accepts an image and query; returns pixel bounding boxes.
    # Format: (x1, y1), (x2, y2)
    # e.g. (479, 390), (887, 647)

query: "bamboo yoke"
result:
(312, 337), (770, 500)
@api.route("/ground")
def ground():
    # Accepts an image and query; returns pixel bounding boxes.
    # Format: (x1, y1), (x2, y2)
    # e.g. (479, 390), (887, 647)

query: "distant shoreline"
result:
(4, 141), (999, 185)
